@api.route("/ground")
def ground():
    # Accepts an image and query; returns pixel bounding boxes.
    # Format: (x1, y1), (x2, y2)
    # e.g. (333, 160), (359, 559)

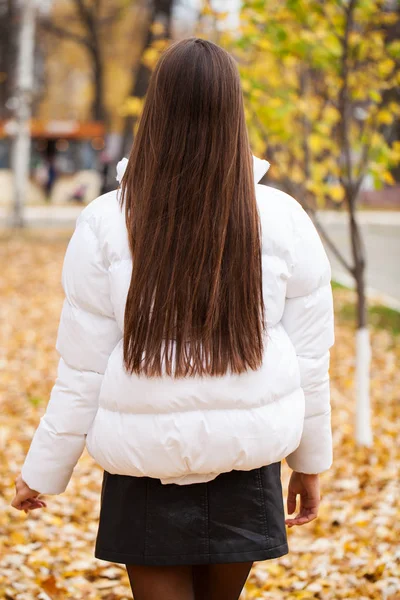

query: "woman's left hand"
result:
(11, 475), (47, 513)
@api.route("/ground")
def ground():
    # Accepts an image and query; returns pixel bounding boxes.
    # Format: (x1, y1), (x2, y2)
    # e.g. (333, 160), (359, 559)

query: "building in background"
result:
(0, 118), (104, 204)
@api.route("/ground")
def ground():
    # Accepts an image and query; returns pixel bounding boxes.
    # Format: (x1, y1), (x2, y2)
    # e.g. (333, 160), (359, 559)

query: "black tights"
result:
(126, 561), (253, 600)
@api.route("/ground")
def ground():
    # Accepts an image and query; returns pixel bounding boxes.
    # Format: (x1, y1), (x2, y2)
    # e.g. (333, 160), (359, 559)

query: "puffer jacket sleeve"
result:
(281, 201), (334, 474)
(21, 212), (122, 495)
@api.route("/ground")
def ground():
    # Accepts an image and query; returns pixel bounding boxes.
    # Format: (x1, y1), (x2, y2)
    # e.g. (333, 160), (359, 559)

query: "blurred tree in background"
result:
(41, 0), (136, 123)
(37, 0), (149, 130)
(0, 0), (18, 119)
(120, 0), (173, 157)
(237, 0), (399, 203)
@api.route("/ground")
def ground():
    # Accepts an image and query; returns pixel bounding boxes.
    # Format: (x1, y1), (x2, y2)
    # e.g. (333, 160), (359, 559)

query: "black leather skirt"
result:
(95, 462), (289, 566)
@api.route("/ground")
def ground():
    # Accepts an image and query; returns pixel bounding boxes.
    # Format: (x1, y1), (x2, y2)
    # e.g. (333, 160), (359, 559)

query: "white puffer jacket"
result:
(21, 156), (334, 495)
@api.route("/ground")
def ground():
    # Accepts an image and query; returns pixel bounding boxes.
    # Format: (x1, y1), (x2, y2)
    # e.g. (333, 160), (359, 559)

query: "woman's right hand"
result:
(11, 475), (47, 513)
(285, 471), (320, 527)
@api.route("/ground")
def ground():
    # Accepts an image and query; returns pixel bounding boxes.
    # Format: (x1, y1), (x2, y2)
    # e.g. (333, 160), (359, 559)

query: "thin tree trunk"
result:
(120, 15), (154, 157)
(120, 0), (174, 158)
(91, 46), (105, 121)
(300, 69), (312, 206)
(349, 211), (367, 328)
(0, 0), (17, 119)
(74, 0), (106, 123)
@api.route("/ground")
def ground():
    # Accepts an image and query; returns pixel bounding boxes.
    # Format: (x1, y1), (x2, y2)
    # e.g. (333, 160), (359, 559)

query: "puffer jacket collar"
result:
(115, 155), (270, 185)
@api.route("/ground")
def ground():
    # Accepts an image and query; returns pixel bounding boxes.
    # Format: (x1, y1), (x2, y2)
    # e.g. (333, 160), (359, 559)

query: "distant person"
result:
(99, 150), (112, 195)
(33, 158), (48, 191)
(12, 38), (334, 600)
(69, 183), (87, 203)
(45, 156), (57, 201)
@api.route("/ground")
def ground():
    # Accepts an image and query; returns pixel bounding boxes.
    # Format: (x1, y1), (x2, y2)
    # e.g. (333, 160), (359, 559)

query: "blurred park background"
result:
(0, 0), (400, 599)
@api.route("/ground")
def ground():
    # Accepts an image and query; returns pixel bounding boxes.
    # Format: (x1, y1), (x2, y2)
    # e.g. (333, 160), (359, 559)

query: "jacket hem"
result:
(94, 542), (289, 566)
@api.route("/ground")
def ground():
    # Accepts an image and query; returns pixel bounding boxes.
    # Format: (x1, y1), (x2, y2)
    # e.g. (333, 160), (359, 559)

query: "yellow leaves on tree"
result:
(228, 0), (400, 208)
(120, 96), (144, 118)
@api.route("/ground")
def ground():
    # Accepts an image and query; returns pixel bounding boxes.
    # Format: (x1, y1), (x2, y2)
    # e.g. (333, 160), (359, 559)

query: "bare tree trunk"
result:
(0, 0), (18, 119)
(75, 0), (106, 123)
(90, 45), (105, 121)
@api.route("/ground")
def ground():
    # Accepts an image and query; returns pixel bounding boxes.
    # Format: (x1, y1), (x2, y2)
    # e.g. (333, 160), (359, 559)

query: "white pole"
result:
(11, 0), (37, 228)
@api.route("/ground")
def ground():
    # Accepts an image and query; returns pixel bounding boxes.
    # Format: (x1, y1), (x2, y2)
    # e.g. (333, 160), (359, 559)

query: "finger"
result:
(27, 503), (45, 511)
(21, 501), (45, 511)
(25, 497), (43, 504)
(24, 497), (46, 507)
(286, 508), (318, 522)
(300, 509), (318, 522)
(287, 490), (297, 515)
(285, 516), (309, 527)
(286, 511), (318, 527)
(13, 494), (36, 510)
(21, 498), (44, 507)
(14, 488), (37, 505)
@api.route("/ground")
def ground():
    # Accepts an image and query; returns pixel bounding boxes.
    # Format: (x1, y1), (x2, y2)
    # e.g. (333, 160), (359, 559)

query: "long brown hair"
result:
(120, 37), (265, 378)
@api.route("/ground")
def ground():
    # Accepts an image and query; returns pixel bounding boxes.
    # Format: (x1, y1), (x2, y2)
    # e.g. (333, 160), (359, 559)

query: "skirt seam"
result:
(204, 483), (210, 555)
(257, 468), (269, 542)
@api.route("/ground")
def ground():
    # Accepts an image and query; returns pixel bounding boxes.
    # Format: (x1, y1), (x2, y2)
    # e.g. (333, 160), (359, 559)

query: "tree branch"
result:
(338, 0), (358, 195)
(41, 21), (91, 49)
(301, 196), (354, 275)
(352, 71), (398, 194)
(98, 3), (131, 27)
(73, 0), (93, 28)
(278, 172), (353, 274)
(245, 41), (354, 276)
(317, 2), (344, 43)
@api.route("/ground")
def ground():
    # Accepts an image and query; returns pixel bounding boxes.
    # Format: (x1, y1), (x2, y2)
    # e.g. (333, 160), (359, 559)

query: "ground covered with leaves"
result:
(0, 233), (399, 600)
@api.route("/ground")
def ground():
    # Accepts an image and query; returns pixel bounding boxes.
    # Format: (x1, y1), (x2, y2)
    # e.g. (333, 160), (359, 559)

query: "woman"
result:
(12, 38), (334, 599)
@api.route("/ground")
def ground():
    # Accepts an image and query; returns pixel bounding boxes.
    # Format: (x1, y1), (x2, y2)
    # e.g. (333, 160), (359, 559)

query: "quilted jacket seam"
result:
(303, 407), (332, 421)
